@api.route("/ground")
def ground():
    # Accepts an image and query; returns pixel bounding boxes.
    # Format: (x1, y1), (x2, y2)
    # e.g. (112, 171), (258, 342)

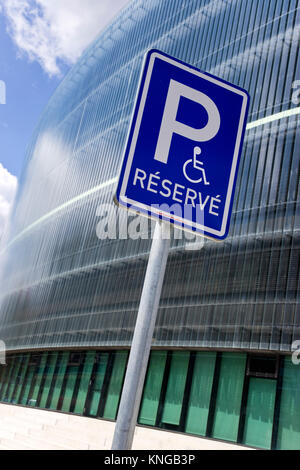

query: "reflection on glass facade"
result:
(0, 0), (299, 450)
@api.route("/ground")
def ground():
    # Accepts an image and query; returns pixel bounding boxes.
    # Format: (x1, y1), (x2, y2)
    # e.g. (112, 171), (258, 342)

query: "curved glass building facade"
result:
(0, 0), (299, 450)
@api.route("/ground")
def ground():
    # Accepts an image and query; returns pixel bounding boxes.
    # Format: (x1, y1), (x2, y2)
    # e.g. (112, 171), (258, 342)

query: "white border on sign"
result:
(119, 51), (248, 237)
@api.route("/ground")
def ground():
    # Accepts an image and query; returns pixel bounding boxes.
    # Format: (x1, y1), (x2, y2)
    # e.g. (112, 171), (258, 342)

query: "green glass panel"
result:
(276, 357), (300, 450)
(243, 377), (276, 449)
(1, 358), (17, 402)
(20, 360), (37, 405)
(61, 354), (84, 413)
(0, 365), (6, 395)
(74, 351), (95, 414)
(0, 367), (9, 399)
(6, 356), (23, 402)
(103, 351), (128, 420)
(0, 359), (14, 401)
(139, 351), (167, 426)
(212, 352), (246, 442)
(14, 355), (30, 403)
(60, 365), (79, 412)
(88, 353), (109, 416)
(20, 366), (35, 405)
(185, 352), (216, 436)
(0, 364), (6, 386)
(49, 351), (69, 410)
(28, 353), (48, 407)
(162, 351), (190, 426)
(39, 352), (58, 408)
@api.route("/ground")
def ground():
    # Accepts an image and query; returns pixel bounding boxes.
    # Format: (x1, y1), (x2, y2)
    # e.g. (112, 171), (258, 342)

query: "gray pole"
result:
(111, 221), (171, 450)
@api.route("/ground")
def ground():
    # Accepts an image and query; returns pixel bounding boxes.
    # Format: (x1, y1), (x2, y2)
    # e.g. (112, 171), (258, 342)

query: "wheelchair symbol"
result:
(183, 146), (210, 185)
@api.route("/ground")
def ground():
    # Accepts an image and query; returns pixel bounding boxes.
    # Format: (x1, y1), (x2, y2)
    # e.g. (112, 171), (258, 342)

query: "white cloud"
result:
(1, 0), (129, 76)
(0, 163), (17, 243)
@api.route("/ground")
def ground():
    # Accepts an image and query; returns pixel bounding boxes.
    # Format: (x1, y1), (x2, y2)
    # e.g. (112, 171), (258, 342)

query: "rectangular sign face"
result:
(115, 49), (249, 240)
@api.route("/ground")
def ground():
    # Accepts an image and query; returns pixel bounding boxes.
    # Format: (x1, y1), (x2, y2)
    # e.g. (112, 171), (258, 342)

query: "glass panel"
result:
(0, 358), (14, 401)
(185, 352), (216, 436)
(103, 351), (128, 420)
(49, 351), (69, 410)
(28, 353), (48, 407)
(276, 357), (300, 450)
(74, 351), (95, 414)
(161, 351), (190, 426)
(61, 354), (83, 413)
(0, 367), (8, 399)
(87, 352), (109, 416)
(39, 352), (58, 408)
(243, 377), (276, 449)
(2, 357), (17, 402)
(139, 351), (167, 426)
(19, 359), (37, 405)
(14, 355), (30, 403)
(0, 364), (6, 387)
(212, 352), (246, 442)
(6, 356), (23, 403)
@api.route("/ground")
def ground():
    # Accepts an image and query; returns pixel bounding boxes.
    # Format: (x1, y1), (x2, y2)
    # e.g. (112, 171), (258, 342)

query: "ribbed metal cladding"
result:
(0, 0), (299, 352)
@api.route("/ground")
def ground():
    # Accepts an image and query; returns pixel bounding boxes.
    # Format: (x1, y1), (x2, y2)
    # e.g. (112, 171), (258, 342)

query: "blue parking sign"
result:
(115, 49), (249, 240)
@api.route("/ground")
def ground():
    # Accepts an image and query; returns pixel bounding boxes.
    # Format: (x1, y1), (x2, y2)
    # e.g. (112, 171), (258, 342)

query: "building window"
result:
(211, 352), (247, 442)
(1, 349), (300, 450)
(28, 353), (48, 407)
(138, 350), (168, 426)
(160, 351), (190, 429)
(276, 357), (300, 450)
(38, 352), (59, 408)
(247, 354), (278, 378)
(19, 355), (40, 406)
(73, 351), (95, 415)
(84, 352), (109, 417)
(242, 377), (277, 449)
(185, 351), (216, 436)
(102, 350), (128, 420)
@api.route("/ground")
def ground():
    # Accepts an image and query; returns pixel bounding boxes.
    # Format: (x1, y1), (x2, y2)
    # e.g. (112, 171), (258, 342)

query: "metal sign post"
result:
(112, 220), (170, 450)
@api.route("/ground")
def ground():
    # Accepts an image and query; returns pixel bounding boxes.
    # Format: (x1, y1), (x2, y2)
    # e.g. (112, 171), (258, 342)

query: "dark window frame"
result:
(246, 354), (279, 379)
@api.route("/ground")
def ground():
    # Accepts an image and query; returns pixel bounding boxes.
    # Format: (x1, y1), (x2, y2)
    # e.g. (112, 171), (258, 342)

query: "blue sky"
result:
(0, 0), (128, 238)
(0, 13), (61, 177)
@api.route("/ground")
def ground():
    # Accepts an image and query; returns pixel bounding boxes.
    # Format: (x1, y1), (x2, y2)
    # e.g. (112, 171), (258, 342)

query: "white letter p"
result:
(154, 79), (220, 165)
